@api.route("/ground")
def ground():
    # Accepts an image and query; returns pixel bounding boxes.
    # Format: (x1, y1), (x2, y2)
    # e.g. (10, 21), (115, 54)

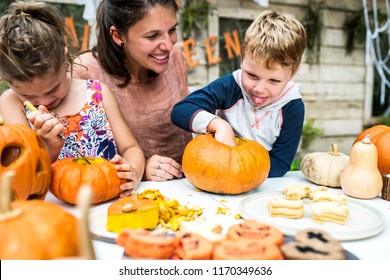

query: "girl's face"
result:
(9, 67), (69, 110)
(122, 5), (178, 77)
(241, 56), (296, 107)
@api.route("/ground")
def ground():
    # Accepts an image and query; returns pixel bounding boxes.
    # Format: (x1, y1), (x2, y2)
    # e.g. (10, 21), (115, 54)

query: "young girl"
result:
(0, 1), (145, 196)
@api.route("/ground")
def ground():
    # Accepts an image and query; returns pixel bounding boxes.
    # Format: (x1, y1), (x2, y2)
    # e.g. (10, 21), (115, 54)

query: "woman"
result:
(74, 0), (192, 181)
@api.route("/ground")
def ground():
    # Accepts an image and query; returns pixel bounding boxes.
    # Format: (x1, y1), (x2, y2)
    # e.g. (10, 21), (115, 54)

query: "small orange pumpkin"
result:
(354, 125), (390, 176)
(50, 157), (125, 204)
(182, 134), (270, 194)
(0, 117), (51, 200)
(0, 171), (79, 260)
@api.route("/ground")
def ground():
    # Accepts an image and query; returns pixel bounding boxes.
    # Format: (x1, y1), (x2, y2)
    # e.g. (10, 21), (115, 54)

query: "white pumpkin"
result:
(300, 144), (350, 187)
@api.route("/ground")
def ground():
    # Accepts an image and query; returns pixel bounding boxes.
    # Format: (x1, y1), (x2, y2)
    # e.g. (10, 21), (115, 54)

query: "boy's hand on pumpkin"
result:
(144, 155), (183, 181)
(207, 118), (236, 146)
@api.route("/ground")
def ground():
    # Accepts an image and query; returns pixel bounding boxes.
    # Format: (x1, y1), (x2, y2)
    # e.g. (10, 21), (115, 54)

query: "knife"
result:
(23, 101), (91, 164)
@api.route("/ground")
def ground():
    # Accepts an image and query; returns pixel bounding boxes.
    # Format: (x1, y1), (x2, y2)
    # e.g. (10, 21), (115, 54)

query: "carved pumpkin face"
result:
(182, 134), (270, 194)
(0, 120), (51, 200)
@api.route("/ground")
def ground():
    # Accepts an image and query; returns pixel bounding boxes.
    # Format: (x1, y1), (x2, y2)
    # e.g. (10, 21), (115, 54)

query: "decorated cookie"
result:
(281, 228), (345, 260)
(213, 239), (283, 260)
(173, 232), (214, 260)
(226, 219), (284, 246)
(116, 229), (176, 259)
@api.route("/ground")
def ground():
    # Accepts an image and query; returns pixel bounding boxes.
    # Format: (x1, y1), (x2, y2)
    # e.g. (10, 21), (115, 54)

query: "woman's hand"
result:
(110, 154), (140, 197)
(144, 154), (183, 181)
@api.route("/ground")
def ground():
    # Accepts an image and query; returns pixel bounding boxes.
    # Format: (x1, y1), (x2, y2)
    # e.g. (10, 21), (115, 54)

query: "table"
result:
(45, 171), (390, 260)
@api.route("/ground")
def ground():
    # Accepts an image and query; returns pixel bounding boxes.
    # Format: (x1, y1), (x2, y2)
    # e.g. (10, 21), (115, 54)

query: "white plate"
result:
(239, 191), (385, 241)
(89, 203), (117, 243)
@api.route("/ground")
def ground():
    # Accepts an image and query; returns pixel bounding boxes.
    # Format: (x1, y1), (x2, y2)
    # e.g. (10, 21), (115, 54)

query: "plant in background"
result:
(290, 119), (323, 171)
(179, 0), (209, 40)
(0, 81), (9, 95)
(301, 119), (323, 150)
(378, 115), (390, 126)
(302, 0), (323, 64)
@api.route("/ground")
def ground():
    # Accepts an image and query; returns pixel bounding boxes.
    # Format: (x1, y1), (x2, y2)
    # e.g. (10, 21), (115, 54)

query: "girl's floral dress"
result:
(26, 79), (118, 160)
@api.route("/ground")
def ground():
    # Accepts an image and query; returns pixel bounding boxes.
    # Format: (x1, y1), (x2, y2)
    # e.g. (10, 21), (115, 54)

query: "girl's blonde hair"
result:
(0, 0), (73, 83)
(241, 10), (307, 73)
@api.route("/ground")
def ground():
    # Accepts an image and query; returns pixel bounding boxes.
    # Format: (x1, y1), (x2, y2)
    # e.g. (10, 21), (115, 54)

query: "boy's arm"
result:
(171, 73), (239, 133)
(268, 99), (305, 177)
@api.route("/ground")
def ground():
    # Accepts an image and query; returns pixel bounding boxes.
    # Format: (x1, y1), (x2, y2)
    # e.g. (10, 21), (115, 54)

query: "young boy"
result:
(171, 10), (307, 177)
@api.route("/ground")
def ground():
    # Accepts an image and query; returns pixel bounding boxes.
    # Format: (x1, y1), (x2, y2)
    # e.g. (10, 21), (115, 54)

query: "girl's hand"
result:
(144, 154), (183, 182)
(110, 154), (140, 197)
(26, 105), (65, 149)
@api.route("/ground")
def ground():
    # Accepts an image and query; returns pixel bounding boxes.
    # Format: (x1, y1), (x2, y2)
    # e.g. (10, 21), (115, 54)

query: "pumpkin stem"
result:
(329, 144), (340, 156)
(0, 171), (21, 220)
(362, 134), (371, 144)
(77, 185), (96, 260)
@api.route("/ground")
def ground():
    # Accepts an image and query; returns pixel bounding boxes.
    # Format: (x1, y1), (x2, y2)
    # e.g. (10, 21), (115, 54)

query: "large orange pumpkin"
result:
(0, 171), (79, 260)
(354, 125), (390, 176)
(182, 134), (270, 194)
(0, 117), (51, 200)
(50, 157), (125, 204)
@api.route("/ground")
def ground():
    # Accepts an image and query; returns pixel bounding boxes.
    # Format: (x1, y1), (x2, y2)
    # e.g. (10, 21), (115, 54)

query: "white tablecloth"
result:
(45, 171), (390, 260)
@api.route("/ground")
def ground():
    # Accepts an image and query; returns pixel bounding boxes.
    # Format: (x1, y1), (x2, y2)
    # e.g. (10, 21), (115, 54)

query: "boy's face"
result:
(241, 56), (296, 107)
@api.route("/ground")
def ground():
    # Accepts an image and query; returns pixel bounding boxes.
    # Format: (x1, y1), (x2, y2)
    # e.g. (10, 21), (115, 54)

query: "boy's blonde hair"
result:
(241, 10), (306, 73)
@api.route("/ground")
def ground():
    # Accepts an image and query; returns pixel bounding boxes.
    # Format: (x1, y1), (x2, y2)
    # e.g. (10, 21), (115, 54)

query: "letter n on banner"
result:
(224, 29), (241, 59)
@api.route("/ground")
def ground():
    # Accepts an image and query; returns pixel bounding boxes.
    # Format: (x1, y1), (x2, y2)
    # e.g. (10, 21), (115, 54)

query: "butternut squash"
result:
(340, 134), (383, 199)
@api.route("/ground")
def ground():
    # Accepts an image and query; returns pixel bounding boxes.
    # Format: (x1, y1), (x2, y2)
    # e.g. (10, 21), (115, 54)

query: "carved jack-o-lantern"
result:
(0, 117), (51, 200)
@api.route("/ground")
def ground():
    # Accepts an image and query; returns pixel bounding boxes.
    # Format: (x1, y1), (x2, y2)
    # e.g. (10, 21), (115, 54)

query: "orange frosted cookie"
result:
(173, 232), (214, 260)
(226, 219), (284, 246)
(117, 229), (176, 259)
(213, 239), (283, 260)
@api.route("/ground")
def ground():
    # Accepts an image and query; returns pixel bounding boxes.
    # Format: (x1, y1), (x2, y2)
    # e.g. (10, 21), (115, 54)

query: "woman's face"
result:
(122, 5), (178, 77)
